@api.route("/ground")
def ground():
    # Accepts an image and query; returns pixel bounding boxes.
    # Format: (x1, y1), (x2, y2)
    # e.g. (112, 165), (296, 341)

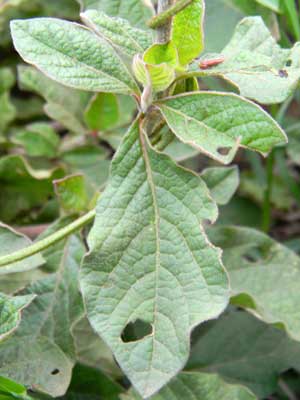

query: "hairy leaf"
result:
(81, 119), (229, 398)
(11, 18), (139, 94)
(0, 236), (84, 396)
(0, 224), (44, 274)
(77, 0), (154, 29)
(81, 10), (152, 57)
(0, 293), (35, 342)
(157, 92), (286, 164)
(123, 372), (256, 400)
(171, 0), (205, 66)
(201, 166), (239, 205)
(192, 17), (300, 104)
(209, 226), (300, 342)
(187, 310), (300, 398)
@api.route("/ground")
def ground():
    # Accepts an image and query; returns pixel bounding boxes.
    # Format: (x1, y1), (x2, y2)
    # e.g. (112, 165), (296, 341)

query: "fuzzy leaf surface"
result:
(157, 92), (286, 164)
(80, 120), (229, 398)
(11, 18), (139, 94)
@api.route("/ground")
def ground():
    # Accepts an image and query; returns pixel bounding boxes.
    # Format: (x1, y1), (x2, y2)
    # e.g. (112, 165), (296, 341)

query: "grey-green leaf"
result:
(123, 372), (256, 400)
(0, 224), (45, 275)
(11, 18), (139, 95)
(0, 293), (35, 341)
(80, 120), (229, 398)
(187, 310), (300, 398)
(0, 236), (84, 397)
(194, 17), (300, 104)
(81, 10), (152, 57)
(157, 92), (287, 164)
(77, 0), (154, 29)
(201, 166), (239, 205)
(209, 226), (300, 342)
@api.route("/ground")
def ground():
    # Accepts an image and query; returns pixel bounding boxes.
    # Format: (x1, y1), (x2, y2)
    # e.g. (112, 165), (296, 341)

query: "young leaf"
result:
(0, 293), (35, 341)
(187, 310), (300, 398)
(171, 0), (205, 66)
(0, 224), (44, 275)
(0, 375), (33, 400)
(209, 226), (300, 342)
(0, 235), (85, 397)
(122, 372), (256, 400)
(11, 18), (139, 95)
(201, 166), (239, 205)
(18, 66), (90, 135)
(157, 92), (286, 164)
(192, 17), (300, 104)
(54, 174), (89, 213)
(77, 0), (154, 29)
(81, 10), (152, 57)
(80, 119), (229, 398)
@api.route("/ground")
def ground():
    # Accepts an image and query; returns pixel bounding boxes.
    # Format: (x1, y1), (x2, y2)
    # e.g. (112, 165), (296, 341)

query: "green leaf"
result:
(201, 166), (239, 205)
(157, 92), (287, 164)
(80, 119), (229, 398)
(282, 0), (300, 40)
(254, 0), (281, 13)
(0, 293), (35, 342)
(187, 309), (300, 398)
(72, 316), (121, 377)
(123, 372), (256, 400)
(11, 18), (139, 95)
(77, 0), (154, 29)
(84, 93), (119, 132)
(54, 174), (88, 213)
(171, 0), (204, 66)
(0, 68), (15, 94)
(133, 43), (179, 92)
(0, 224), (44, 275)
(62, 146), (110, 194)
(209, 226), (300, 342)
(0, 92), (16, 135)
(0, 155), (64, 223)
(18, 66), (90, 135)
(81, 10), (152, 57)
(0, 375), (33, 400)
(0, 235), (85, 397)
(193, 17), (300, 104)
(13, 122), (60, 158)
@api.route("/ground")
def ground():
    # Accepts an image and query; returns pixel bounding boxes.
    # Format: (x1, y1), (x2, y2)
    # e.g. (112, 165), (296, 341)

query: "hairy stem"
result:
(148, 0), (193, 29)
(156, 0), (173, 42)
(0, 210), (96, 267)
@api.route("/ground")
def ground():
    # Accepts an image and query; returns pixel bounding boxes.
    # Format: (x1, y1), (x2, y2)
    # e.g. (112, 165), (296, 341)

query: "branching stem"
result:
(148, 0), (193, 29)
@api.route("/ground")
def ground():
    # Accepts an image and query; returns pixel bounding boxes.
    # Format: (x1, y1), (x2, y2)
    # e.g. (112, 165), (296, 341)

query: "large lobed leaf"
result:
(11, 18), (139, 95)
(193, 17), (300, 104)
(80, 119), (229, 398)
(157, 92), (286, 164)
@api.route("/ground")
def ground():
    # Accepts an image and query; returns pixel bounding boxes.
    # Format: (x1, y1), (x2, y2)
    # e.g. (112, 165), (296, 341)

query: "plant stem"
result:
(156, 0), (173, 43)
(0, 210), (96, 267)
(148, 0), (193, 29)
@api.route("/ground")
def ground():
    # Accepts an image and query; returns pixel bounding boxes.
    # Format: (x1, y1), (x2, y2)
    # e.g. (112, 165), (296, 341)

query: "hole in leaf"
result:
(51, 369), (60, 375)
(243, 247), (264, 263)
(121, 319), (153, 343)
(286, 59), (292, 67)
(217, 147), (231, 156)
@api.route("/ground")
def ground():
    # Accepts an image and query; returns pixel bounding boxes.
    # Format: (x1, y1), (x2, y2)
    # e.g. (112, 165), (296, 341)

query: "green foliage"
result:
(1, 0), (300, 399)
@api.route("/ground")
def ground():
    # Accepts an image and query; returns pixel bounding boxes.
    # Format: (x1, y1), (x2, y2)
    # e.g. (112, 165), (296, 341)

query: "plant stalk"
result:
(148, 0), (193, 29)
(0, 209), (96, 267)
(156, 0), (173, 43)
